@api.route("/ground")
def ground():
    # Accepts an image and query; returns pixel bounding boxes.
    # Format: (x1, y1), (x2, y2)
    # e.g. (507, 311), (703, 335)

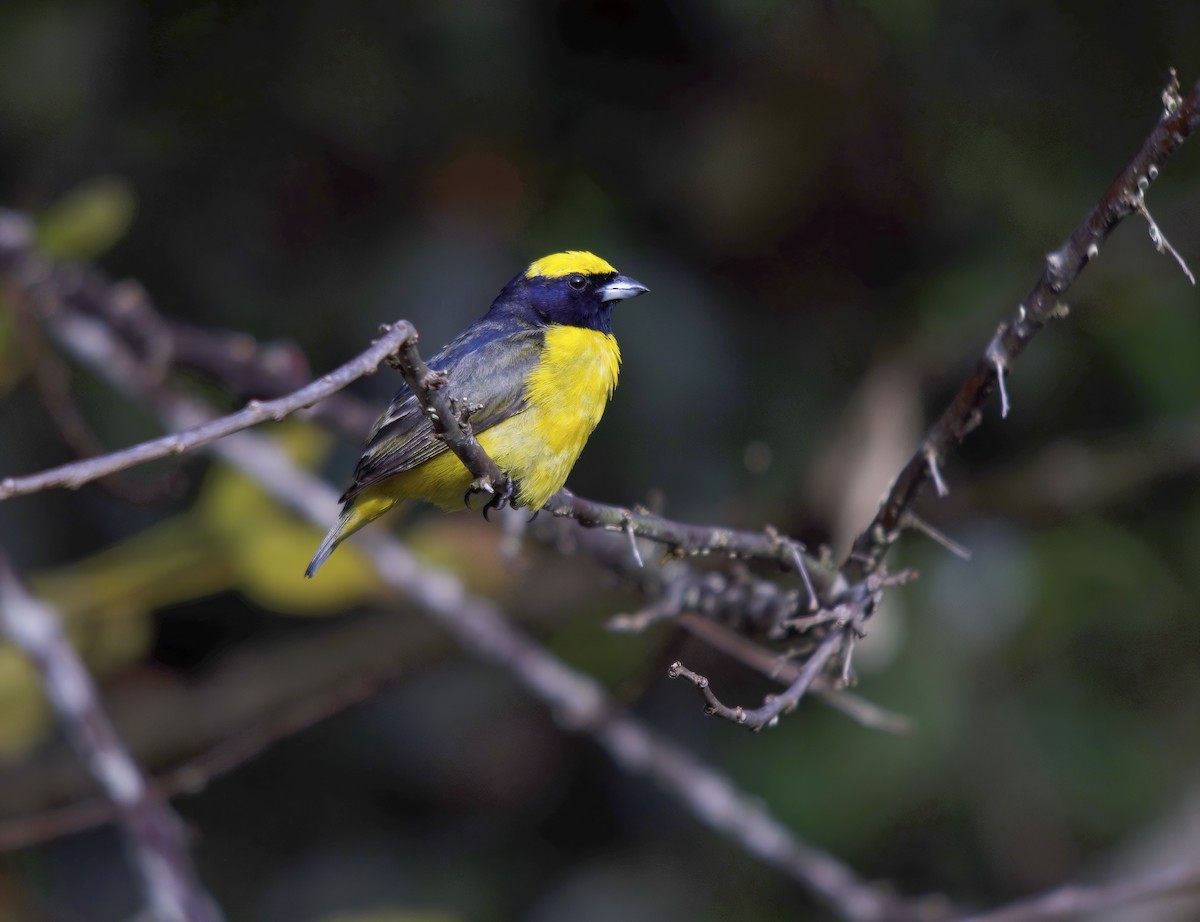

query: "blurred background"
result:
(2, 1), (1200, 920)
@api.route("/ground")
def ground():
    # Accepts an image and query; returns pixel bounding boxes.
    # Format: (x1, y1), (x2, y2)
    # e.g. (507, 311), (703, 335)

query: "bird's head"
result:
(498, 251), (649, 333)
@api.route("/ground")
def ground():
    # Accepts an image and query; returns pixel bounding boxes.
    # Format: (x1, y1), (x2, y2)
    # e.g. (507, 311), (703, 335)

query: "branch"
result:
(955, 859), (1200, 922)
(390, 334), (512, 498)
(548, 507), (829, 642)
(844, 72), (1200, 582)
(222, 431), (914, 921)
(665, 569), (912, 730)
(0, 554), (224, 922)
(0, 313), (417, 500)
(0, 205), (836, 598)
(35, 280), (916, 922)
(670, 629), (845, 730)
(547, 490), (836, 600)
(0, 618), (429, 850)
(389, 326), (834, 587)
(676, 613), (914, 735)
(7, 298), (180, 502)
(2, 216), (858, 732)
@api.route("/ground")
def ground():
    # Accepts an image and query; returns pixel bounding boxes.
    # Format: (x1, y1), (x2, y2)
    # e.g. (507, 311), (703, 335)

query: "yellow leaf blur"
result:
(37, 176), (136, 259)
(0, 305), (21, 396)
(317, 910), (462, 922)
(199, 424), (381, 613)
(0, 646), (52, 761)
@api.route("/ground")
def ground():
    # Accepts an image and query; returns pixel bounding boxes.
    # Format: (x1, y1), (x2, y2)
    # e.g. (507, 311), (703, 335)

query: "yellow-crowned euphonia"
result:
(306, 251), (649, 576)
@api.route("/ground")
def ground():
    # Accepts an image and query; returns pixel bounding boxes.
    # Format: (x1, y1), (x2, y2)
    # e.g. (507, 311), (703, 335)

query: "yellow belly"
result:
(482, 324), (621, 508)
(360, 324), (620, 513)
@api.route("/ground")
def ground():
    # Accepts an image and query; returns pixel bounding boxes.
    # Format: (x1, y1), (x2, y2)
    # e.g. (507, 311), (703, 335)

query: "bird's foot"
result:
(482, 477), (518, 521)
(464, 475), (519, 519)
(463, 476), (495, 509)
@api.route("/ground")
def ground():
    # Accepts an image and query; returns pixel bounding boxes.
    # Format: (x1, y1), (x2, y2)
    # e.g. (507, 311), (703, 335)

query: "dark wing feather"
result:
(341, 319), (543, 501)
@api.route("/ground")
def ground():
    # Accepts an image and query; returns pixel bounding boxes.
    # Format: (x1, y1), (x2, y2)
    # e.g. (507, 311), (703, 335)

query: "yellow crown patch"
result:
(526, 251), (617, 279)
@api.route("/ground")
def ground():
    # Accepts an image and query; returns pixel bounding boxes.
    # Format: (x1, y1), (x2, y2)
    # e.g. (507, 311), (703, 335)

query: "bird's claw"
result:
(482, 477), (518, 521)
(464, 475), (518, 519)
(463, 476), (494, 509)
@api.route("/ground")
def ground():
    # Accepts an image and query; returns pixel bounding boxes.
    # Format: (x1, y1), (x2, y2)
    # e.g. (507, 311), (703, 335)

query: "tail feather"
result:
(305, 509), (353, 578)
(305, 489), (402, 578)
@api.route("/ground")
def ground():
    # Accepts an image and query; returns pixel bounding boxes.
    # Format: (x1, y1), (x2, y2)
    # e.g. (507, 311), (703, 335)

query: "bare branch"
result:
(3, 219), (855, 734)
(0, 611), (455, 851)
(668, 569), (912, 728)
(0, 310), (418, 501)
(0, 555), (224, 922)
(955, 859), (1200, 922)
(844, 75), (1200, 582)
(670, 626), (844, 730)
(548, 490), (836, 592)
(675, 612), (913, 734)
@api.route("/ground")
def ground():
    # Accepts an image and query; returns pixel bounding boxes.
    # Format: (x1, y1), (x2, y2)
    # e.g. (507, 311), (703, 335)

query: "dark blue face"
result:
(482, 252), (649, 335)
(522, 271), (620, 332)
(490, 268), (649, 334)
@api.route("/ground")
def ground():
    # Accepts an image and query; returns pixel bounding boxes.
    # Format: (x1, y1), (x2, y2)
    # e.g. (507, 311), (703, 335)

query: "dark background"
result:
(2, 1), (1200, 920)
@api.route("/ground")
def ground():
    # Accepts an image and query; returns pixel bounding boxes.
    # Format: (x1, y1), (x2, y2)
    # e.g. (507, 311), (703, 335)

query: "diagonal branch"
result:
(0, 554), (224, 922)
(390, 333), (512, 496)
(0, 315), (418, 501)
(954, 858), (1200, 922)
(844, 72), (1200, 582)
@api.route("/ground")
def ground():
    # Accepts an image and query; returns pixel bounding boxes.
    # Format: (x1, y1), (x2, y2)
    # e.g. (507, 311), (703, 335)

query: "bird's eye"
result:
(568, 274), (588, 291)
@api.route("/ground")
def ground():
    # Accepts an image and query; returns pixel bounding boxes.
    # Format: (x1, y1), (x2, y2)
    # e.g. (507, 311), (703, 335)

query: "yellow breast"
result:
(478, 324), (620, 509)
(359, 325), (620, 514)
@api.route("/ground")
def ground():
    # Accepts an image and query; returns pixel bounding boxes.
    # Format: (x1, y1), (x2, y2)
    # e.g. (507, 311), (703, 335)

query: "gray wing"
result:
(341, 322), (543, 502)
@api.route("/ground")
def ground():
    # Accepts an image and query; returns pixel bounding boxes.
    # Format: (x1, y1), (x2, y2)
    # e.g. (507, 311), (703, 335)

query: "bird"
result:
(305, 250), (649, 577)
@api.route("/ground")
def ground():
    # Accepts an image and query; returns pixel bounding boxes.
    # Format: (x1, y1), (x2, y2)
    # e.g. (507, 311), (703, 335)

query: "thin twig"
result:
(0, 313), (418, 501)
(0, 555), (224, 922)
(668, 569), (911, 728)
(677, 611), (913, 734)
(8, 300), (178, 502)
(901, 513), (971, 561)
(1133, 194), (1196, 284)
(670, 627), (847, 730)
(608, 577), (685, 632)
(549, 490), (838, 596)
